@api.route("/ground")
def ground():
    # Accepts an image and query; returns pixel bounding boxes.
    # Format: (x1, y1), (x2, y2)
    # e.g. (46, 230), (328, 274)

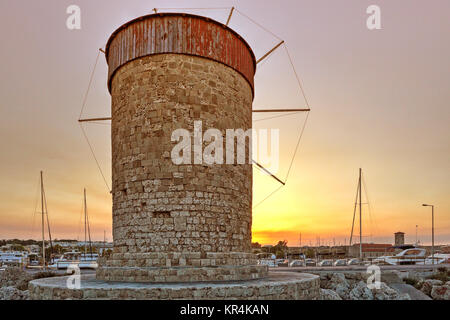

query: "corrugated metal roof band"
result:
(105, 13), (257, 97)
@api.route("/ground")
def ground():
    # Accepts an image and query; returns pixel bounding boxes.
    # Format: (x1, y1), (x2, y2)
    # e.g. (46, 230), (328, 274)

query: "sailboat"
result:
(48, 188), (98, 270)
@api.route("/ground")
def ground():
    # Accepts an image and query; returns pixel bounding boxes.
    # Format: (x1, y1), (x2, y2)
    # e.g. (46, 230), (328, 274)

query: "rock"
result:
(327, 273), (351, 300)
(430, 285), (449, 300)
(349, 281), (374, 300)
(397, 293), (412, 300)
(320, 289), (342, 300)
(415, 278), (425, 289)
(381, 271), (403, 284)
(330, 273), (347, 283)
(372, 282), (410, 300)
(334, 283), (351, 300)
(421, 279), (443, 296)
(342, 272), (358, 280)
(0, 286), (30, 300)
(0, 268), (33, 291)
(319, 272), (413, 300)
(390, 283), (430, 300)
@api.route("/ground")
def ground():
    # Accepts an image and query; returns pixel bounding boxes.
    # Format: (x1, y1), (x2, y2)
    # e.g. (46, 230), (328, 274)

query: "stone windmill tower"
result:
(96, 12), (267, 282)
(30, 10), (318, 300)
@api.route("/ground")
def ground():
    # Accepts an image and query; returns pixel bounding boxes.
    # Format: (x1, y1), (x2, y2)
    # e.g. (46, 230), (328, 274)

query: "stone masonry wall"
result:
(105, 53), (254, 270)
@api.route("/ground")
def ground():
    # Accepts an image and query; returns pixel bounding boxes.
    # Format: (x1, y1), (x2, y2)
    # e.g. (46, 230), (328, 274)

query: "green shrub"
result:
(32, 271), (58, 280)
(426, 272), (449, 283)
(403, 277), (418, 286)
(437, 266), (448, 274)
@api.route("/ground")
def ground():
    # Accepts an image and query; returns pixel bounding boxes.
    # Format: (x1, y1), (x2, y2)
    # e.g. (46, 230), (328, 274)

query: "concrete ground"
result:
(23, 268), (96, 276)
(389, 283), (432, 300)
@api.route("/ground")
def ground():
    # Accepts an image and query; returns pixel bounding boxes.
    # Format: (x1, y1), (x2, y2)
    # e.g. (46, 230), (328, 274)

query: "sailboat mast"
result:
(84, 188), (87, 256)
(359, 168), (362, 260)
(40, 171), (45, 269)
(42, 187), (53, 263)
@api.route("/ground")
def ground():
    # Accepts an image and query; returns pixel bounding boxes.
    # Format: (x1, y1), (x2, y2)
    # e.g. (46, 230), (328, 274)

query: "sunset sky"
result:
(0, 0), (449, 246)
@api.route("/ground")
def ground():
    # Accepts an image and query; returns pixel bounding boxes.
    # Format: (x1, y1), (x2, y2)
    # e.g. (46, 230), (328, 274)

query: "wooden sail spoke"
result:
(253, 108), (310, 113)
(252, 160), (285, 186)
(226, 7), (235, 26)
(78, 117), (111, 122)
(256, 40), (285, 64)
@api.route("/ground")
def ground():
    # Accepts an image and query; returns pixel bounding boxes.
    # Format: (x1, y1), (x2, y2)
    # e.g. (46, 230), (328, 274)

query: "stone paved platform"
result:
(29, 272), (320, 300)
(97, 264), (268, 283)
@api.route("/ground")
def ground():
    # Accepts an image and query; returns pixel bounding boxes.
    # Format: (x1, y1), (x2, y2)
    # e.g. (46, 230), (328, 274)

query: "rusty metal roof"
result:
(105, 13), (256, 96)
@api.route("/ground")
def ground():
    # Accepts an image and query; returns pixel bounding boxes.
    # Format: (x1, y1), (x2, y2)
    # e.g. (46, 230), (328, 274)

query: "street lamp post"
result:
(422, 204), (434, 265)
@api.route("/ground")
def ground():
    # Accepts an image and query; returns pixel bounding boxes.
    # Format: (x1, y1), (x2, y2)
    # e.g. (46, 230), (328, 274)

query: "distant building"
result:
(261, 245), (273, 252)
(394, 232), (405, 246)
(348, 243), (394, 258)
(26, 245), (40, 253)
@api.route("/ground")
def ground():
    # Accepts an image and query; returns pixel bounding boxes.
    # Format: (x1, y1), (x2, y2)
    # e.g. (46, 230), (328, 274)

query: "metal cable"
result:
(30, 176), (40, 238)
(78, 198), (84, 242)
(282, 43), (311, 183)
(78, 49), (111, 193)
(284, 111), (310, 183)
(362, 173), (380, 239)
(253, 185), (284, 209)
(157, 7), (231, 11)
(349, 177), (360, 245)
(284, 43), (310, 108)
(247, 20), (311, 207)
(80, 123), (111, 193)
(234, 8), (283, 41)
(79, 50), (101, 120)
(84, 121), (111, 126)
(253, 111), (303, 122)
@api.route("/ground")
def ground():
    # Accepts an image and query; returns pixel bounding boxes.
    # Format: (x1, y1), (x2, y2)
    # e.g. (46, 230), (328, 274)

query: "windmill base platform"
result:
(29, 272), (320, 300)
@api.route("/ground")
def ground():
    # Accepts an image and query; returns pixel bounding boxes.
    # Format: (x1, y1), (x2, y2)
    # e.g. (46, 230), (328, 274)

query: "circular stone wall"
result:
(29, 272), (320, 300)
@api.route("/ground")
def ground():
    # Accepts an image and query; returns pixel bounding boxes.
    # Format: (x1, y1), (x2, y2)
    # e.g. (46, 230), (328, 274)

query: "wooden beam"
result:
(226, 7), (235, 26)
(252, 160), (285, 186)
(78, 117), (111, 123)
(256, 40), (284, 64)
(253, 109), (310, 113)
(77, 110), (309, 123)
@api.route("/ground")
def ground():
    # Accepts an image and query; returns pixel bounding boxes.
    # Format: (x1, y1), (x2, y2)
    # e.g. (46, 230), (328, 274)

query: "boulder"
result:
(430, 285), (449, 300)
(0, 286), (30, 300)
(381, 271), (403, 284)
(349, 281), (374, 300)
(320, 289), (342, 300)
(328, 273), (351, 300)
(0, 268), (32, 291)
(421, 279), (443, 296)
(372, 282), (410, 300)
